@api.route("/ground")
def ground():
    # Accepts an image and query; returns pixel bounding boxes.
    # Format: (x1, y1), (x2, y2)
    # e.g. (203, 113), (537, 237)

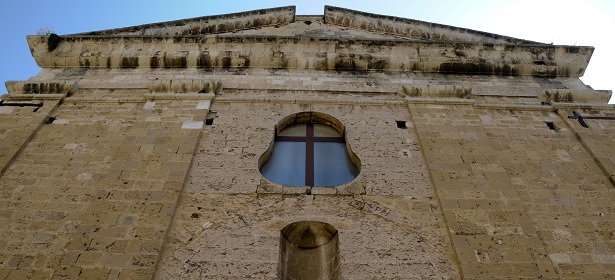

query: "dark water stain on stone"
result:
(197, 53), (212, 68)
(23, 82), (65, 93)
(566, 46), (580, 53)
(79, 58), (90, 68)
(163, 56), (187, 68)
(439, 62), (519, 76)
(120, 57), (139, 69)
(150, 57), (160, 68)
(368, 60), (387, 70)
(238, 56), (250, 68)
(221, 57), (232, 68)
(335, 58), (356, 70)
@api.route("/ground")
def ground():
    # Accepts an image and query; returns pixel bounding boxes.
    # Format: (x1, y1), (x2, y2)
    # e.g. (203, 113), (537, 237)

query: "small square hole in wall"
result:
(545, 121), (556, 131)
(205, 111), (217, 126)
(396, 121), (407, 129)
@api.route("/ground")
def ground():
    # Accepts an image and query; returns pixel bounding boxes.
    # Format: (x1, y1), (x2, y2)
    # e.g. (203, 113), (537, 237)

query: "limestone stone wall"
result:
(4, 4), (615, 279)
(0, 100), (59, 174)
(0, 67), (614, 279)
(0, 92), (209, 279)
(410, 104), (615, 279)
(564, 108), (615, 185)
(155, 101), (457, 279)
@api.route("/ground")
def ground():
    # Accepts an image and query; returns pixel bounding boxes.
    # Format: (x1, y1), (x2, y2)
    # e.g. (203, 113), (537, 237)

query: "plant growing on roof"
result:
(47, 33), (61, 52)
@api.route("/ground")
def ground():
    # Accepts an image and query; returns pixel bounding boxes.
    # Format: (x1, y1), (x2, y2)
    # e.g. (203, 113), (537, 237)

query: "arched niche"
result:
(278, 221), (341, 280)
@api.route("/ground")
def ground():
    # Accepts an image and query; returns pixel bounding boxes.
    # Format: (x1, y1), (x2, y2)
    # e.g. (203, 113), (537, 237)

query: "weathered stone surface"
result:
(27, 34), (593, 78)
(0, 97), (208, 279)
(1, 5), (614, 280)
(76, 6), (296, 37)
(25, 6), (592, 77)
(323, 6), (537, 45)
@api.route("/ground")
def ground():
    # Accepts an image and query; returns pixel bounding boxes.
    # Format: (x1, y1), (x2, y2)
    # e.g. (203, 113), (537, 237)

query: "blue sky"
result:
(1, 0), (613, 102)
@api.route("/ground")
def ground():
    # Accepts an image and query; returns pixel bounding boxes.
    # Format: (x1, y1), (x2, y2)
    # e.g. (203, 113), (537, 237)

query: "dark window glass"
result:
(260, 123), (358, 187)
(314, 142), (359, 186)
(260, 142), (306, 186)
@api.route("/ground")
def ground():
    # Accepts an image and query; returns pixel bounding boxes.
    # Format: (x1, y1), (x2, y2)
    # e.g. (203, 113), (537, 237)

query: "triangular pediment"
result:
(321, 6), (541, 45)
(214, 16), (423, 41)
(73, 6), (297, 37)
(27, 5), (592, 77)
(71, 5), (542, 45)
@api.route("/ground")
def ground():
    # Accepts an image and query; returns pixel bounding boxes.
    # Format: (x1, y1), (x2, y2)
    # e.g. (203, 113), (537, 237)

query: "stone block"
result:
(549, 253), (572, 264)
(75, 252), (102, 266)
(79, 268), (112, 280)
(181, 121), (203, 129)
(100, 254), (131, 268)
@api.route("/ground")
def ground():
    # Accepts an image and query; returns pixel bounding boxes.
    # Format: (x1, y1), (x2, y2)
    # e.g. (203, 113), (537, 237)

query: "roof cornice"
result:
(25, 6), (594, 78)
(323, 5), (541, 45)
(72, 6), (296, 36)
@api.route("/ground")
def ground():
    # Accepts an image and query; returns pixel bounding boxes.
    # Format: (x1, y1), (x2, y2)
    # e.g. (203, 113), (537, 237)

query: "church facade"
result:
(1, 6), (614, 279)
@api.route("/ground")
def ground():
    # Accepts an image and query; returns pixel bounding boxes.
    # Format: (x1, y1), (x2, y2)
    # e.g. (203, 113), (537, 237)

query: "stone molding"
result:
(2, 94), (66, 101)
(540, 89), (613, 103)
(5, 80), (78, 94)
(72, 6), (296, 36)
(62, 93), (215, 104)
(214, 95), (404, 106)
(399, 85), (472, 98)
(24, 6), (593, 77)
(148, 79), (222, 94)
(26, 35), (592, 77)
(323, 5), (537, 45)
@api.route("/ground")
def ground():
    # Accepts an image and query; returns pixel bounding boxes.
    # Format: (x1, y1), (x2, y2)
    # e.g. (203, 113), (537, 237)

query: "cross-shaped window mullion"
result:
(274, 123), (344, 186)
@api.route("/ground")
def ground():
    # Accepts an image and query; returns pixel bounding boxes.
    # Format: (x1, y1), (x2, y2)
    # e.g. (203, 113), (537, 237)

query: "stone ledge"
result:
(553, 103), (615, 110)
(541, 89), (613, 103)
(78, 83), (148, 89)
(405, 97), (474, 105)
(225, 86), (394, 94)
(2, 93), (67, 101)
(473, 102), (551, 111)
(144, 93), (215, 100)
(148, 79), (222, 94)
(214, 96), (405, 106)
(399, 85), (471, 98)
(5, 80), (77, 94)
(27, 36), (593, 77)
(64, 96), (146, 103)
(63, 93), (216, 103)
